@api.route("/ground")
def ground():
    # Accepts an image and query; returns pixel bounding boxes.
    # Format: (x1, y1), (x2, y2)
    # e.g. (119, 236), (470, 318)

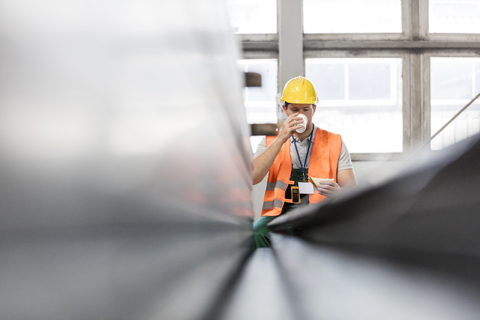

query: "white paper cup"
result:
(296, 114), (307, 133)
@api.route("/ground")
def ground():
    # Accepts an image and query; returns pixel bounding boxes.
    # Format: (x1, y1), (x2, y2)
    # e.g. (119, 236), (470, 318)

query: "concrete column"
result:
(406, 0), (430, 152)
(278, 0), (304, 92)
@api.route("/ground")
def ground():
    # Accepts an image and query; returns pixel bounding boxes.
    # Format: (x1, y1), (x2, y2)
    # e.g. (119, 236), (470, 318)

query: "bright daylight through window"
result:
(229, 0), (480, 156)
(226, 0), (276, 34)
(430, 58), (480, 150)
(306, 58), (403, 153)
(429, 0), (480, 33)
(303, 0), (401, 33)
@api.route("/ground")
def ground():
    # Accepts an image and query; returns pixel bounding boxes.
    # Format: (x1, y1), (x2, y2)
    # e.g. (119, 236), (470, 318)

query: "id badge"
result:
(298, 182), (314, 194)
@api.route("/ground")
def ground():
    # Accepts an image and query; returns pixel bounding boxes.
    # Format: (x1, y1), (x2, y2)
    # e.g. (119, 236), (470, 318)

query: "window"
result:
(430, 57), (480, 150)
(429, 0), (480, 34)
(303, 0), (402, 33)
(236, 0), (480, 159)
(306, 58), (403, 153)
(226, 0), (277, 34)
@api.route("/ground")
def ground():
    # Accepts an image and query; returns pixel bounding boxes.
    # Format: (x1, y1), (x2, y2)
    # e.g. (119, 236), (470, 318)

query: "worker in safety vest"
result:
(252, 76), (357, 248)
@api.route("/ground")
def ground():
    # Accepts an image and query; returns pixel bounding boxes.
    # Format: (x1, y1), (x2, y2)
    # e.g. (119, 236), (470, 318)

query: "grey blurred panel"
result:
(269, 134), (480, 286)
(218, 248), (296, 320)
(270, 234), (480, 320)
(0, 0), (254, 319)
(0, 229), (252, 320)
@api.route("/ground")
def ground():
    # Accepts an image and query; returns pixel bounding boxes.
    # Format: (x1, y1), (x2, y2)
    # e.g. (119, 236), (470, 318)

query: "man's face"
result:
(283, 103), (316, 126)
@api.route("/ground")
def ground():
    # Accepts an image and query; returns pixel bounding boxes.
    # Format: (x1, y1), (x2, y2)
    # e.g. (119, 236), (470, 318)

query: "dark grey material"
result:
(269, 234), (480, 320)
(269, 134), (480, 255)
(245, 72), (262, 87)
(267, 134), (480, 319)
(250, 123), (278, 136)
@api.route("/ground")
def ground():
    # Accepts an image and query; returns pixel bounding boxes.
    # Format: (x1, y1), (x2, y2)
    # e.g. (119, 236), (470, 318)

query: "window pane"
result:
(308, 64), (345, 99)
(430, 0), (480, 33)
(304, 0), (401, 33)
(226, 0), (276, 34)
(430, 58), (480, 150)
(349, 63), (391, 99)
(237, 59), (278, 125)
(306, 58), (403, 153)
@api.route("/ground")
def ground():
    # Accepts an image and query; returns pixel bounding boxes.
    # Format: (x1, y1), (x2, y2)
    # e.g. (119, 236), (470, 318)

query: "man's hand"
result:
(316, 180), (340, 197)
(277, 113), (304, 143)
(253, 113), (306, 185)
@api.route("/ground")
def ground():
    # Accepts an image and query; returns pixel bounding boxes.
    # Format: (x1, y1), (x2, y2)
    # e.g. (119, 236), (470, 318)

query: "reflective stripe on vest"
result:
(262, 198), (283, 210)
(260, 128), (342, 217)
(266, 180), (288, 192)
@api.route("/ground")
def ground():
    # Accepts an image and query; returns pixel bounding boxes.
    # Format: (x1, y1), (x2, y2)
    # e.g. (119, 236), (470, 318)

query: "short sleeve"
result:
(254, 137), (267, 158)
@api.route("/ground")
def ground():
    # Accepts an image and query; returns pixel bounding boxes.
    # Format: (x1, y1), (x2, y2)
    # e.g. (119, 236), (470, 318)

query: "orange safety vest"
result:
(261, 128), (342, 217)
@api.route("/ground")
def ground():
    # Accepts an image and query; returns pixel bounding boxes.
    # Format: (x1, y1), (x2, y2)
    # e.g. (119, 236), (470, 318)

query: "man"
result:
(253, 76), (357, 248)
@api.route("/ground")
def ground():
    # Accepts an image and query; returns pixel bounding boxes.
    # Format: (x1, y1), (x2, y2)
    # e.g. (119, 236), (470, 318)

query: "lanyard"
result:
(292, 127), (314, 182)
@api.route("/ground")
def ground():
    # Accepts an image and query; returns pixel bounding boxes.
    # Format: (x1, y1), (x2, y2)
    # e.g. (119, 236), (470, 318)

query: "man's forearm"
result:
(253, 112), (303, 184)
(337, 169), (357, 188)
(253, 137), (285, 185)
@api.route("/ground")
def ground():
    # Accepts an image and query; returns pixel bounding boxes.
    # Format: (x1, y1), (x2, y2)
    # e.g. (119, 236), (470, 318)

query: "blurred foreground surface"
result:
(0, 1), (253, 319)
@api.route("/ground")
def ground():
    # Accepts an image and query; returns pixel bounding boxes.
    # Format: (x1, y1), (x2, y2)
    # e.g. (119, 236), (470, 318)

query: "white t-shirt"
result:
(253, 125), (353, 171)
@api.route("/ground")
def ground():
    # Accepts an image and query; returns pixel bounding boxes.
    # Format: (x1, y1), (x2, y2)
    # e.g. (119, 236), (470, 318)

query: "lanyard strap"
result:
(292, 127), (314, 181)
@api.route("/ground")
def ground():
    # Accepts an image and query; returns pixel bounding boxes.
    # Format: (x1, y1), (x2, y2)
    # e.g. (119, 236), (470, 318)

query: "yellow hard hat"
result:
(280, 76), (318, 104)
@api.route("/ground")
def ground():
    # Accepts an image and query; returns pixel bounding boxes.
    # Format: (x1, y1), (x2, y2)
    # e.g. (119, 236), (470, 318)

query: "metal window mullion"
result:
(403, 53), (412, 153)
(409, 0), (419, 40)
(404, 0), (428, 154)
(419, 0), (430, 149)
(419, 0), (430, 150)
(408, 0), (428, 40)
(407, 52), (426, 152)
(402, 0), (411, 38)
(419, 0), (429, 39)
(422, 53), (431, 147)
(242, 51), (279, 60)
